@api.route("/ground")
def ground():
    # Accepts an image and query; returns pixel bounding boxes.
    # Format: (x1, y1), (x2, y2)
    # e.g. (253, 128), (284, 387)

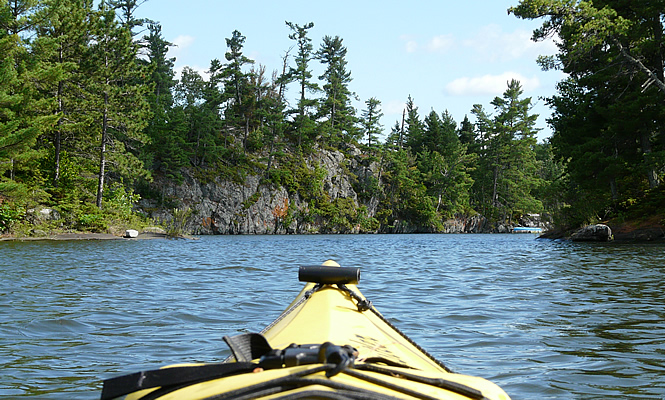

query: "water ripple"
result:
(1, 235), (664, 399)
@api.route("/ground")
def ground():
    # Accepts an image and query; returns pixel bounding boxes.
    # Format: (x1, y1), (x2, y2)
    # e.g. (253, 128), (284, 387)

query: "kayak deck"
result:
(102, 262), (512, 400)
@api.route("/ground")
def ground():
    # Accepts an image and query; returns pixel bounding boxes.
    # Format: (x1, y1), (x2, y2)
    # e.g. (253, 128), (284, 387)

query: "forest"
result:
(1, 0), (664, 235)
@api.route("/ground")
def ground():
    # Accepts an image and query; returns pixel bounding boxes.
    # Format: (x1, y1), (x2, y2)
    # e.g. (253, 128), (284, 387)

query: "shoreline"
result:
(0, 232), (171, 241)
(2, 229), (663, 243)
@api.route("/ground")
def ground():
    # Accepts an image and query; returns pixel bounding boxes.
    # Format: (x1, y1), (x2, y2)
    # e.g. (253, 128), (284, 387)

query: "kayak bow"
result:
(101, 261), (511, 400)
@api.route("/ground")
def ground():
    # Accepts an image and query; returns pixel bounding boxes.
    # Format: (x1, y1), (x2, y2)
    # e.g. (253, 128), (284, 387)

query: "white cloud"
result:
(426, 34), (455, 53)
(463, 24), (557, 62)
(172, 35), (195, 50)
(400, 34), (418, 53)
(445, 72), (541, 96)
(384, 100), (407, 116)
(401, 33), (455, 54)
(168, 35), (195, 61)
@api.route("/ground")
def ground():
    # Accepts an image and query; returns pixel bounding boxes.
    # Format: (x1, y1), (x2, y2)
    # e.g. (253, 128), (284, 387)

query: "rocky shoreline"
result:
(0, 231), (170, 241)
(538, 221), (665, 243)
(2, 224), (663, 242)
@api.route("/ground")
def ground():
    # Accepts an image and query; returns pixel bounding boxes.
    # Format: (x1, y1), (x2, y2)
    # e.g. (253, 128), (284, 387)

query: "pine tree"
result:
(469, 104), (494, 215)
(85, 1), (150, 209)
(222, 30), (254, 151)
(457, 115), (476, 147)
(0, 0), (57, 194)
(142, 23), (188, 181)
(285, 21), (318, 148)
(489, 80), (542, 219)
(403, 95), (424, 153)
(108, 0), (147, 36)
(32, 0), (91, 189)
(316, 35), (358, 146)
(510, 0), (665, 220)
(174, 66), (205, 166)
(360, 97), (383, 150)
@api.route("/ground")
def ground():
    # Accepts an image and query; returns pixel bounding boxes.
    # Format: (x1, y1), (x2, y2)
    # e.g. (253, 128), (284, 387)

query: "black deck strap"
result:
(100, 362), (256, 400)
(353, 364), (487, 400)
(266, 388), (399, 400)
(359, 357), (415, 370)
(204, 368), (406, 400)
(206, 365), (330, 400)
(336, 284), (372, 312)
(223, 332), (273, 362)
(342, 369), (447, 400)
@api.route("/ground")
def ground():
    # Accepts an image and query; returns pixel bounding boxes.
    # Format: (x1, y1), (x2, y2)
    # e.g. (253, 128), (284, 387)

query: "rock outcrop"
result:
(140, 146), (551, 236)
(142, 147), (373, 235)
(442, 214), (490, 233)
(570, 224), (613, 242)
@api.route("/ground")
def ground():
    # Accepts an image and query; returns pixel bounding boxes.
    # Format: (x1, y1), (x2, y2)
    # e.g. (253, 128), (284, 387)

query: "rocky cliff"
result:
(141, 146), (373, 234)
(139, 146), (548, 235)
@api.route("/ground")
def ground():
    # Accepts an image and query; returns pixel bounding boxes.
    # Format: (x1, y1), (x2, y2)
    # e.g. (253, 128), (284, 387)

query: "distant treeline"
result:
(1, 0), (662, 234)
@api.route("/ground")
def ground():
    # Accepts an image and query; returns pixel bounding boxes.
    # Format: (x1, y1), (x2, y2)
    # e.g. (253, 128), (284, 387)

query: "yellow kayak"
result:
(101, 261), (511, 400)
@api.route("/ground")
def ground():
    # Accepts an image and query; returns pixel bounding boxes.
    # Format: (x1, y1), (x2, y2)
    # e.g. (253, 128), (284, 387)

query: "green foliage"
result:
(379, 148), (440, 228)
(469, 80), (542, 221)
(104, 182), (140, 215)
(76, 207), (108, 232)
(0, 202), (24, 233)
(5, 0), (657, 236)
(361, 97), (383, 150)
(164, 207), (192, 237)
(242, 191), (261, 210)
(511, 0), (665, 228)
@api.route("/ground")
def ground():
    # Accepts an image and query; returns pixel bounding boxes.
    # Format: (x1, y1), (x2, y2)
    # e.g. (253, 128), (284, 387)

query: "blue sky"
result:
(135, 0), (561, 142)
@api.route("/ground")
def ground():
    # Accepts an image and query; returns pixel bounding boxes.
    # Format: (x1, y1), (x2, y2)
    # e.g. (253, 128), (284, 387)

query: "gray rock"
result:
(26, 207), (60, 223)
(571, 224), (613, 242)
(144, 148), (369, 235)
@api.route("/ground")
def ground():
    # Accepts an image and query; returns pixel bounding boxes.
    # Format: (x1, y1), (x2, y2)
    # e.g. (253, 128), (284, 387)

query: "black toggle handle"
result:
(298, 266), (360, 284)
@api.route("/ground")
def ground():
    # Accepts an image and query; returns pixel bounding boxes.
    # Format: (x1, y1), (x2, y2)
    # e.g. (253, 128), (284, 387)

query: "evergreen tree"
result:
(85, 1), (150, 208)
(385, 120), (400, 150)
(379, 148), (438, 228)
(488, 80), (542, 219)
(457, 115), (475, 146)
(511, 0), (665, 221)
(142, 23), (187, 181)
(360, 97), (383, 150)
(261, 73), (287, 178)
(174, 66), (204, 167)
(108, 0), (148, 36)
(285, 21), (318, 147)
(418, 110), (474, 216)
(0, 0), (57, 195)
(421, 110), (459, 156)
(222, 30), (254, 151)
(403, 95), (424, 152)
(32, 0), (91, 189)
(316, 35), (358, 146)
(2, 0), (39, 36)
(469, 103), (494, 215)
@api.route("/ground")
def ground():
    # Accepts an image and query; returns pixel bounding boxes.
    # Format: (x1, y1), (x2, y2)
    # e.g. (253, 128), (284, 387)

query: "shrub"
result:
(0, 203), (24, 233)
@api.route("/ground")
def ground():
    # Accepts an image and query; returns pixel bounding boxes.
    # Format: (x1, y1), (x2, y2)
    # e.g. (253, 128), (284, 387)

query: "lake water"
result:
(1, 234), (664, 399)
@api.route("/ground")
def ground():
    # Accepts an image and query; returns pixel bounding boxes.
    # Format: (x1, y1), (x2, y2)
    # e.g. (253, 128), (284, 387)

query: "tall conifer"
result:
(85, 1), (149, 208)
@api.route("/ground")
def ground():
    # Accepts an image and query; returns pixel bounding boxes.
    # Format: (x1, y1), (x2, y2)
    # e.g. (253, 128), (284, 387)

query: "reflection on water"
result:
(1, 235), (664, 399)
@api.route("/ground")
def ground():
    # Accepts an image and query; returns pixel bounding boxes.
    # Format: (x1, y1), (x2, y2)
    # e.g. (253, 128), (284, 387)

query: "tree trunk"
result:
(399, 109), (405, 149)
(492, 164), (499, 207)
(641, 131), (660, 188)
(96, 89), (109, 209)
(609, 177), (619, 201)
(54, 77), (64, 187)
